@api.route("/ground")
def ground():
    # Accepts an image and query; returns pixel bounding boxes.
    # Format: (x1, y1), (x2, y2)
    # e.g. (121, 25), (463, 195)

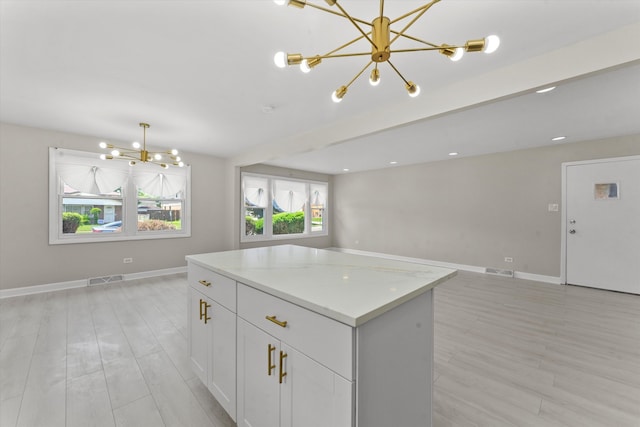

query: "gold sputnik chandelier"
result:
(99, 122), (184, 168)
(273, 0), (500, 102)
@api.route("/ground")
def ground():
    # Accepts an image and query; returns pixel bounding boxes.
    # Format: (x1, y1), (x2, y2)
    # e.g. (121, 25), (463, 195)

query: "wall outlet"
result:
(504, 257), (513, 263)
(548, 203), (559, 212)
(123, 257), (133, 264)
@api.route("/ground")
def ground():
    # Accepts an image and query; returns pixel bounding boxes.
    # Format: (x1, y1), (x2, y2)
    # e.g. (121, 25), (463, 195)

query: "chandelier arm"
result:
(386, 60), (410, 86)
(344, 60), (374, 89)
(310, 51), (373, 60)
(321, 33), (369, 58)
(389, 0), (440, 46)
(333, 1), (378, 49)
(390, 31), (440, 49)
(391, 46), (461, 54)
(390, 0), (440, 25)
(305, 2), (372, 27)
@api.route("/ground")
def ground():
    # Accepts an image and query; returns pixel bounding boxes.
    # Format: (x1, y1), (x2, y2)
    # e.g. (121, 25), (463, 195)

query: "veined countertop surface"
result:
(186, 245), (456, 327)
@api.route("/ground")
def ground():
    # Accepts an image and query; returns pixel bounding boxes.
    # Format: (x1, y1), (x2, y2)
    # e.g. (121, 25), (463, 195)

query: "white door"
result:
(280, 345), (353, 427)
(236, 319), (280, 427)
(209, 301), (236, 421)
(188, 288), (208, 384)
(564, 156), (640, 294)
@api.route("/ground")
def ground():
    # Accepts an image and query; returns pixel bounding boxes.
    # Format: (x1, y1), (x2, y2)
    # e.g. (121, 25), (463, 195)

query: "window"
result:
(242, 173), (328, 242)
(49, 147), (191, 244)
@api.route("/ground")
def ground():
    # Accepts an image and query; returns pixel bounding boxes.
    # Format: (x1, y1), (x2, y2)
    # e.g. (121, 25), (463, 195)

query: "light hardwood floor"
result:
(0, 272), (638, 426)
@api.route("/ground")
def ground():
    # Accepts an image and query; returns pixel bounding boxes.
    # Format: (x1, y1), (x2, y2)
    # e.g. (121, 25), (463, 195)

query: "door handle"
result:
(279, 350), (288, 384)
(203, 302), (211, 324)
(268, 344), (276, 376)
(569, 229), (576, 234)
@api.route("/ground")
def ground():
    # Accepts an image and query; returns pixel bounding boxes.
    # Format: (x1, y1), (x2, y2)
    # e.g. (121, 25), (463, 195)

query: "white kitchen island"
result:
(186, 245), (456, 427)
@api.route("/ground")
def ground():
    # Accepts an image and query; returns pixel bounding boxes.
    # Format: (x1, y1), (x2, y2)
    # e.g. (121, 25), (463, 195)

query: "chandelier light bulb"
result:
(154, 153), (162, 161)
(274, 51), (287, 68)
(175, 156), (181, 162)
(300, 59), (311, 73)
(406, 82), (420, 98)
(111, 149), (120, 157)
(369, 68), (381, 86)
(171, 149), (179, 155)
(449, 47), (464, 62)
(332, 86), (347, 103)
(178, 161), (185, 167)
(99, 141), (108, 149)
(273, 0), (286, 5)
(484, 35), (500, 54)
(100, 154), (107, 160)
(132, 141), (141, 149)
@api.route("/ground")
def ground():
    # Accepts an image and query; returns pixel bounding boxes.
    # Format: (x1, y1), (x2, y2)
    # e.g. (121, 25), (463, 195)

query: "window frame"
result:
(240, 172), (329, 243)
(49, 147), (191, 244)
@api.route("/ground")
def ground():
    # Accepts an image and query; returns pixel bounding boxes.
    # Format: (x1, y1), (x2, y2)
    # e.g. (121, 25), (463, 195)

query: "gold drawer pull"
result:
(266, 315), (288, 328)
(198, 279), (212, 287)
(279, 351), (288, 384)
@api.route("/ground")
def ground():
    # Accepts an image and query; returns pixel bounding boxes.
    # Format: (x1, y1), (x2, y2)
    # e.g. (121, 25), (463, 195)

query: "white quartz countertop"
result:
(186, 245), (456, 327)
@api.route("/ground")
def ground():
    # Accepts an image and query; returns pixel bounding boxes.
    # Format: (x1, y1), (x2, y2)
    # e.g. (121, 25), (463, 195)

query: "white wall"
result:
(0, 123), (233, 290)
(332, 135), (640, 278)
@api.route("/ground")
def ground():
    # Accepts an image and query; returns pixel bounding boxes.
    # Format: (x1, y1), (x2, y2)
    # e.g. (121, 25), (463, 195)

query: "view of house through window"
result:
(242, 173), (328, 241)
(49, 147), (190, 243)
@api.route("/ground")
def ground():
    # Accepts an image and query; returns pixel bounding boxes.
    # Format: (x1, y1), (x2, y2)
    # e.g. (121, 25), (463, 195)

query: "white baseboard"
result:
(514, 271), (562, 285)
(327, 247), (561, 285)
(0, 266), (188, 299)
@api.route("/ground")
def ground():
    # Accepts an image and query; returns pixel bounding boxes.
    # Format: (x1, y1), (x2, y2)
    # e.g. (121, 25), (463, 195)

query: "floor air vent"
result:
(485, 268), (514, 278)
(88, 275), (124, 286)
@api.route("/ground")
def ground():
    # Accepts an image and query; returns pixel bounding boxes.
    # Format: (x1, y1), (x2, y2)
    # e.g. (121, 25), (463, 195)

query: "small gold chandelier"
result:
(273, 0), (500, 102)
(99, 122), (184, 168)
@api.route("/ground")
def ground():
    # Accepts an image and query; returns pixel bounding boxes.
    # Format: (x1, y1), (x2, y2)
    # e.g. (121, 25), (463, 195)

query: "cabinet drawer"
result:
(237, 283), (353, 380)
(188, 263), (236, 312)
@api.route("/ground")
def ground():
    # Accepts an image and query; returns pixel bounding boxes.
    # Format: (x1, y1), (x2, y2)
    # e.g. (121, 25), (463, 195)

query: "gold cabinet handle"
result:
(198, 280), (212, 287)
(203, 302), (212, 324)
(266, 315), (288, 328)
(199, 299), (204, 320)
(267, 344), (276, 376)
(279, 351), (288, 384)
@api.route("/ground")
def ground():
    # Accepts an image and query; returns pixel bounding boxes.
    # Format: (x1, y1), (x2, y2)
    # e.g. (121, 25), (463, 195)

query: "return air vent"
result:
(485, 268), (514, 277)
(88, 275), (124, 286)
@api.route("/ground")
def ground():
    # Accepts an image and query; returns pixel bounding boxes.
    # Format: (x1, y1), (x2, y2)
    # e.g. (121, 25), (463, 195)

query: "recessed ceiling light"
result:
(448, 152), (459, 156)
(536, 86), (556, 94)
(551, 136), (566, 141)
(389, 161), (398, 165)
(343, 168), (350, 172)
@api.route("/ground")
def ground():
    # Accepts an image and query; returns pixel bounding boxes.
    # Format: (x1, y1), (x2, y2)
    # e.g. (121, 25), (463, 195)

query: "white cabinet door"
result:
(189, 287), (237, 421)
(209, 300), (237, 420)
(237, 319), (353, 427)
(280, 344), (353, 427)
(237, 319), (280, 427)
(188, 287), (208, 385)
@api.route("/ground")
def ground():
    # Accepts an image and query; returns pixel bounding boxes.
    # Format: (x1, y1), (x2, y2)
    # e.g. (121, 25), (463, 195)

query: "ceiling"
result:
(1, 0), (639, 175)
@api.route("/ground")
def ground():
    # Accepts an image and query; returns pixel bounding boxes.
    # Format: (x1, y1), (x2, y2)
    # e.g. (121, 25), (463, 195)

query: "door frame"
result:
(560, 155), (640, 285)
